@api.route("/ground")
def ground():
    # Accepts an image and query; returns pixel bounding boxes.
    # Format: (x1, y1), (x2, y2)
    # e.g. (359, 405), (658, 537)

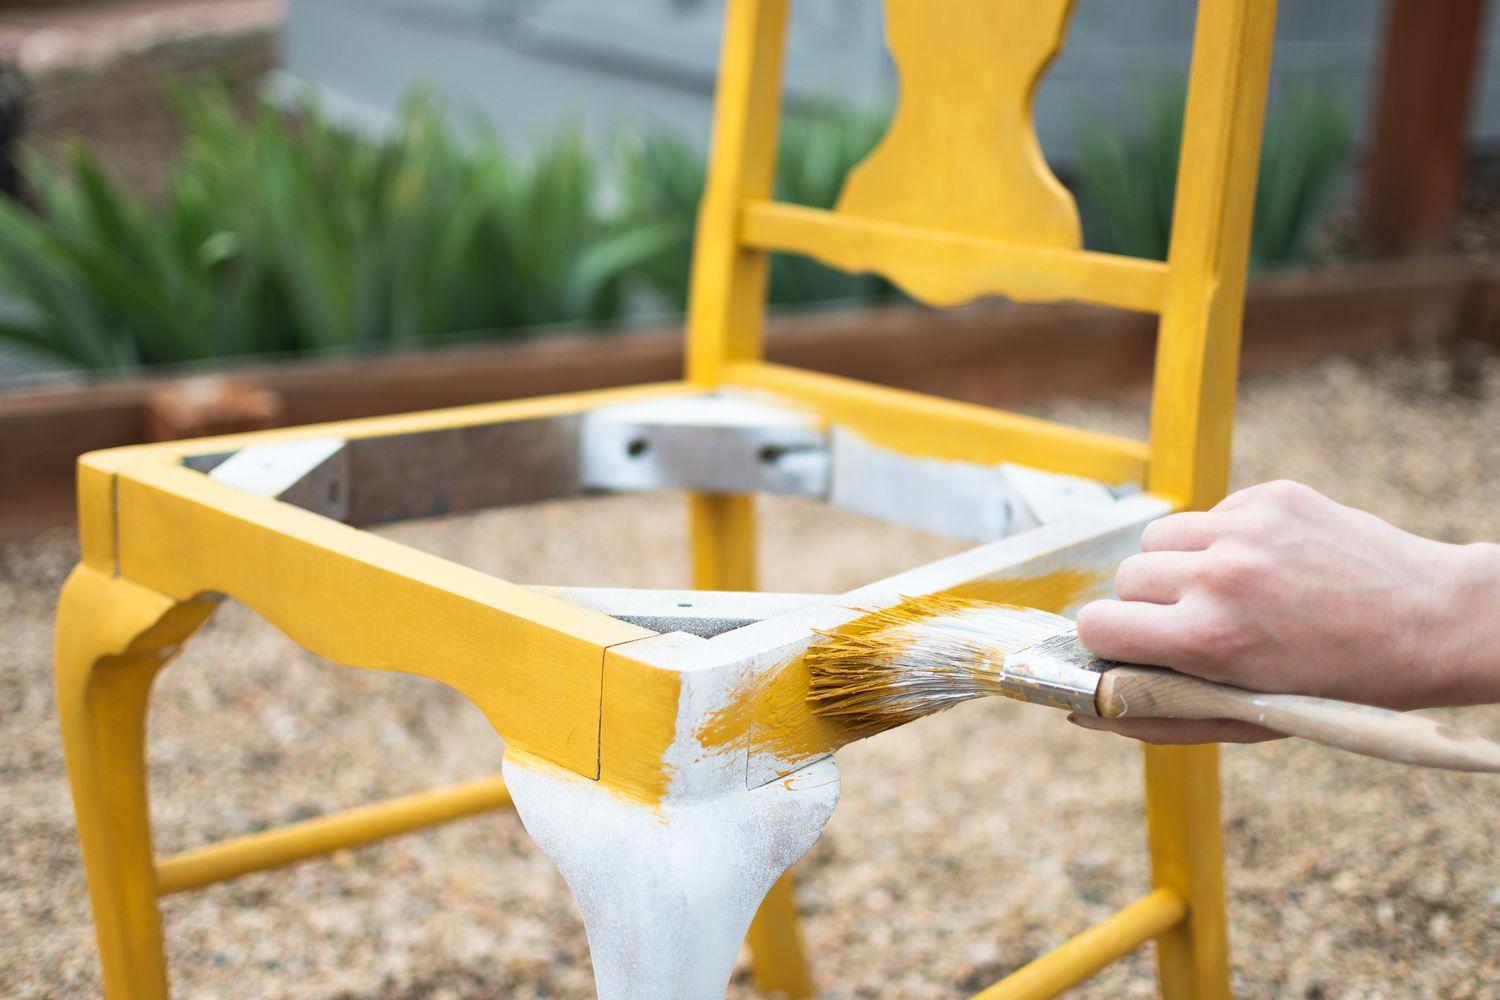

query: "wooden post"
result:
(1364, 0), (1489, 255)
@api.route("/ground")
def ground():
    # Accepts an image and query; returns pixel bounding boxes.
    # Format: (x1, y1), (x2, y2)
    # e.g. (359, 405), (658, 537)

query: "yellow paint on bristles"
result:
(694, 568), (1104, 773)
(805, 593), (1070, 743)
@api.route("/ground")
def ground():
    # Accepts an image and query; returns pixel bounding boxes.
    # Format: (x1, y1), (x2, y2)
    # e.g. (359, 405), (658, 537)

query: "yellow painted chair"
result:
(57, 0), (1276, 996)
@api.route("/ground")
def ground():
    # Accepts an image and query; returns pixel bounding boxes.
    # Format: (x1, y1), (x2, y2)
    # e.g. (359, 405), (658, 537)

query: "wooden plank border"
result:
(4, 256), (1496, 541)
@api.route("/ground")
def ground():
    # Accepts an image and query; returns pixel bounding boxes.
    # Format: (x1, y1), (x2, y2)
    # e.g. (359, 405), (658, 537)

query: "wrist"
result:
(1432, 541), (1500, 706)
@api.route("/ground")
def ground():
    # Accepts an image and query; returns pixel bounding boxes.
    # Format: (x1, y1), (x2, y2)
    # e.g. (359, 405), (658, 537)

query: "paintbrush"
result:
(806, 594), (1500, 773)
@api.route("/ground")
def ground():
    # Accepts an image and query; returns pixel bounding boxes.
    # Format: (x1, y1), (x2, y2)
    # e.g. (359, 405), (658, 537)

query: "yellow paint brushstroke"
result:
(946, 566), (1104, 614)
(598, 645), (684, 810)
(695, 566), (1111, 778)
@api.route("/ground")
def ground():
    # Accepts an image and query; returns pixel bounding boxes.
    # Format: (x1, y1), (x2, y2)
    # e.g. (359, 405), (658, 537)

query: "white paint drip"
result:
(504, 750), (838, 1000)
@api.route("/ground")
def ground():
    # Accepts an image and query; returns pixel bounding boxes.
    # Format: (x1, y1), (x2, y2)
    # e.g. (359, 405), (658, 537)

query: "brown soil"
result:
(4, 346), (1500, 999)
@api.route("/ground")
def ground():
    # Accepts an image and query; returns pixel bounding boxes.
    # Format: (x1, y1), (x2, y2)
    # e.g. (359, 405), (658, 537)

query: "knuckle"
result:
(1191, 615), (1246, 665)
(1139, 516), (1176, 550)
(1259, 479), (1312, 509)
(1206, 546), (1266, 590)
(1113, 553), (1151, 591)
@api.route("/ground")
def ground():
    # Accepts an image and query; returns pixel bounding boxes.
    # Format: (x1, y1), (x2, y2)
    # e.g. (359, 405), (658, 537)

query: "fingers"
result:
(1114, 550), (1199, 604)
(1211, 488), (1261, 513)
(1140, 511), (1226, 552)
(1066, 713), (1280, 746)
(1075, 598), (1192, 666)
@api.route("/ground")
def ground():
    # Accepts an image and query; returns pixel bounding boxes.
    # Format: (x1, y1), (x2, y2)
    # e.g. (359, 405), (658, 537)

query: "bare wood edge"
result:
(721, 359), (1151, 488)
(72, 381), (704, 572)
(603, 494), (1171, 793)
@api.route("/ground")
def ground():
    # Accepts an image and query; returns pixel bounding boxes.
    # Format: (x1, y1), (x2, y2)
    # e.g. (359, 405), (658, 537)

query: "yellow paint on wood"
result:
(1142, 1), (1278, 997)
(691, 493), (758, 591)
(58, 0), (1282, 995)
(1143, 744), (1230, 1000)
(945, 567), (1107, 613)
(839, 0), (1079, 250)
(698, 566), (1109, 776)
(685, 0), (791, 386)
(725, 361), (1149, 486)
(970, 889), (1187, 1000)
(80, 381), (700, 469)
(72, 380), (703, 578)
(598, 643), (685, 808)
(114, 465), (653, 779)
(744, 871), (817, 997)
(741, 202), (1168, 312)
(155, 776), (513, 896)
(76, 461), (120, 573)
(55, 567), (217, 999)
(1149, 1), (1278, 516)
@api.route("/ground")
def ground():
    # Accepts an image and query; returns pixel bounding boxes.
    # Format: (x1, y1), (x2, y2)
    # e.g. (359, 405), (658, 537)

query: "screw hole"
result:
(757, 444), (783, 463)
(327, 480), (341, 504)
(626, 438), (650, 458)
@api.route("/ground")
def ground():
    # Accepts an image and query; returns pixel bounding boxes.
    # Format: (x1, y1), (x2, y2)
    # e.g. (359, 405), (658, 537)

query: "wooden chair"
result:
(56, 0), (1276, 996)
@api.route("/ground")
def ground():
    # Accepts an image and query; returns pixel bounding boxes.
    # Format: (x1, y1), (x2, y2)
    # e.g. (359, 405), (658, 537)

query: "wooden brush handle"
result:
(1095, 666), (1500, 773)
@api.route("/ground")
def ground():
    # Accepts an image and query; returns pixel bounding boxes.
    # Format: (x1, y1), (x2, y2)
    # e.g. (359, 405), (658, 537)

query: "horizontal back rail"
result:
(722, 360), (1149, 486)
(741, 202), (1170, 313)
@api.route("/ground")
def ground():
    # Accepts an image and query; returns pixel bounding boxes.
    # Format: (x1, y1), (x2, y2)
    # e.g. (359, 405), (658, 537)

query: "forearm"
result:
(1433, 541), (1500, 706)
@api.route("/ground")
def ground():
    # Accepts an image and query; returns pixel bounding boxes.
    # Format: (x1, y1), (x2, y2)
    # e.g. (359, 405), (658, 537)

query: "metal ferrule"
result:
(999, 629), (1111, 716)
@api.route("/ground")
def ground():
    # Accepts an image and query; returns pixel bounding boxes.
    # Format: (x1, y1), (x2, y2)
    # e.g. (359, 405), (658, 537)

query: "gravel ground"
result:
(4, 347), (1500, 999)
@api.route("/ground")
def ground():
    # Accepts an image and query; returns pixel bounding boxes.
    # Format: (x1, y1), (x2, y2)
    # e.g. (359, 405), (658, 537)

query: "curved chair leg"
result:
(55, 566), (217, 1000)
(503, 748), (838, 1000)
(689, 492), (818, 996)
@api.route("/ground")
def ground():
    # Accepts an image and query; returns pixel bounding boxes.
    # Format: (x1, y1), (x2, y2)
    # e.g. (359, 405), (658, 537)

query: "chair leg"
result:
(55, 566), (216, 1000)
(689, 490), (818, 997)
(690, 493), (758, 594)
(1142, 744), (1232, 1000)
(744, 871), (816, 998)
(503, 748), (838, 1000)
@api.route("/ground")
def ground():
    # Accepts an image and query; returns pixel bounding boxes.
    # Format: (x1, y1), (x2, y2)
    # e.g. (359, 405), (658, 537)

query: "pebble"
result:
(6, 346), (1500, 997)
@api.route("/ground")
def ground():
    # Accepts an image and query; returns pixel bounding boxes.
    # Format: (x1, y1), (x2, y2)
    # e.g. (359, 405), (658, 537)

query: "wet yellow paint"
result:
(598, 646), (684, 809)
(696, 662), (837, 763)
(694, 566), (1110, 778)
(946, 566), (1104, 615)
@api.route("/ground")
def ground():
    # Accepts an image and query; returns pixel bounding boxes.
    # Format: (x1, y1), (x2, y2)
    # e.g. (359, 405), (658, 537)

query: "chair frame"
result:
(56, 1), (1276, 997)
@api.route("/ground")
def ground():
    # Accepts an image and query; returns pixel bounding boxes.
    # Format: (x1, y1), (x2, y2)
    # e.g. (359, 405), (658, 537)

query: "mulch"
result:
(4, 346), (1500, 998)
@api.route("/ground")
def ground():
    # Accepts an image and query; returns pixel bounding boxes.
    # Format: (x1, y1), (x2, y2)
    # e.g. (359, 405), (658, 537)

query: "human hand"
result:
(1071, 480), (1500, 745)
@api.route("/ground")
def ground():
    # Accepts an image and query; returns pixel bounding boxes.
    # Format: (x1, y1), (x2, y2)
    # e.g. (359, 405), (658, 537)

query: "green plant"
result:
(769, 102), (893, 305)
(0, 88), (896, 373)
(614, 101), (893, 311)
(1252, 89), (1355, 267)
(0, 88), (676, 371)
(1074, 84), (1187, 263)
(610, 128), (702, 312)
(1074, 83), (1353, 267)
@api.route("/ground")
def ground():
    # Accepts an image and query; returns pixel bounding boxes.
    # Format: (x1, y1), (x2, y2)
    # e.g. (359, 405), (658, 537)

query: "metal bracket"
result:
(207, 437), (350, 520)
(827, 428), (1121, 543)
(579, 395), (829, 497)
(185, 393), (1128, 548)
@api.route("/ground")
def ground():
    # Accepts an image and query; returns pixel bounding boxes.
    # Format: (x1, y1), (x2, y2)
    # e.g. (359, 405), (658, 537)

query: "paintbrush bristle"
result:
(806, 594), (1072, 743)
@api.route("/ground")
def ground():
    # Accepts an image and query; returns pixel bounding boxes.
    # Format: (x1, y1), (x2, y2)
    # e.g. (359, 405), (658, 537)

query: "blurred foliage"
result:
(0, 87), (892, 372)
(0, 78), (1353, 374)
(614, 101), (893, 310)
(1075, 83), (1353, 267)
(0, 90), (684, 370)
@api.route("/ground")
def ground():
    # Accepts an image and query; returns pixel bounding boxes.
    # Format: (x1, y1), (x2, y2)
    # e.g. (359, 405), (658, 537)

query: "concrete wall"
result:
(278, 0), (1500, 163)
